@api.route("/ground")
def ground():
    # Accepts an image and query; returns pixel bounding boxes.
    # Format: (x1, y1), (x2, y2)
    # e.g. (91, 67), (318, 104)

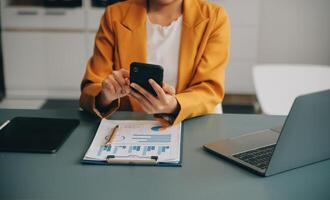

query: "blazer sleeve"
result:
(79, 7), (120, 118)
(173, 8), (230, 125)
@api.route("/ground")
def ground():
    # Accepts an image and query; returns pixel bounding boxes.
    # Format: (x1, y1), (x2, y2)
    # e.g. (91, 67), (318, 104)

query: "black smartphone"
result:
(130, 62), (164, 97)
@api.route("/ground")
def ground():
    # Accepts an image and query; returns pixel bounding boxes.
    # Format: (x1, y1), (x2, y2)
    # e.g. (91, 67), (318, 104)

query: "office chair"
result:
(253, 64), (330, 115)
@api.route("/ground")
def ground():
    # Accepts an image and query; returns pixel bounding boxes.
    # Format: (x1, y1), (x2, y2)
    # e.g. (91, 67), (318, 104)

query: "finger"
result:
(120, 69), (130, 78)
(130, 95), (153, 114)
(108, 75), (122, 94)
(125, 78), (130, 85)
(109, 72), (124, 89)
(102, 79), (115, 94)
(130, 83), (158, 104)
(101, 79), (118, 103)
(129, 90), (152, 105)
(129, 92), (154, 114)
(124, 78), (131, 94)
(163, 82), (176, 95)
(112, 71), (127, 88)
(149, 79), (166, 102)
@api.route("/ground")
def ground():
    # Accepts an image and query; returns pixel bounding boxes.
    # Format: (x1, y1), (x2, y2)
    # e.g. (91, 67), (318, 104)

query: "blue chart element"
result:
(163, 146), (169, 152)
(132, 146), (141, 152)
(151, 126), (162, 132)
(113, 146), (118, 154)
(107, 146), (112, 152)
(97, 145), (112, 156)
(157, 146), (170, 155)
(143, 146), (147, 155)
(143, 146), (156, 155)
(113, 146), (126, 154)
(147, 146), (155, 151)
(97, 146), (103, 156)
(132, 134), (171, 143)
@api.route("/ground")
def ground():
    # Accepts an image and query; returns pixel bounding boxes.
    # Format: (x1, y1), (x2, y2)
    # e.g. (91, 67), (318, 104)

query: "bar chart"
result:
(97, 144), (171, 157)
(132, 134), (171, 143)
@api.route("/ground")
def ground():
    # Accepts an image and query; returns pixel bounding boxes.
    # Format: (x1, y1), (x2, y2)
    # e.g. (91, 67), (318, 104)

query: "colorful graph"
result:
(97, 145), (111, 156)
(151, 125), (167, 131)
(97, 144), (170, 157)
(128, 145), (141, 153)
(157, 146), (170, 155)
(132, 134), (171, 143)
(97, 145), (127, 156)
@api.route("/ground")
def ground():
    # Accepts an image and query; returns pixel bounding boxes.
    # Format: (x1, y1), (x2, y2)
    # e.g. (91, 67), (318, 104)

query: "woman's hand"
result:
(129, 79), (178, 114)
(97, 69), (130, 108)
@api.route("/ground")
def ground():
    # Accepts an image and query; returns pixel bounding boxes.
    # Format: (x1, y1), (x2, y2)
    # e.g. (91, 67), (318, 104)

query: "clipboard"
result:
(81, 120), (183, 167)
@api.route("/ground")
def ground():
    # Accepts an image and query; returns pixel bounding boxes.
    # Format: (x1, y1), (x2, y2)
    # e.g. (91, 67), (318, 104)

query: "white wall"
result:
(210, 0), (261, 94)
(258, 0), (330, 65)
(211, 0), (330, 94)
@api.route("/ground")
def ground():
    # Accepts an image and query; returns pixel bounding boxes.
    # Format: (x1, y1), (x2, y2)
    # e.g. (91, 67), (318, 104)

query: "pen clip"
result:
(106, 155), (158, 165)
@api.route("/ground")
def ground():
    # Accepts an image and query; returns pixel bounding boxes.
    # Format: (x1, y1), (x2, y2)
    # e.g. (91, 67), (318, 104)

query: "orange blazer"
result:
(80, 0), (230, 125)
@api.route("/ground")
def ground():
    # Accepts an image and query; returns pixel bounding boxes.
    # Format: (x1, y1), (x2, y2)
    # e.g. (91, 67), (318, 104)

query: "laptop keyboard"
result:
(232, 144), (276, 170)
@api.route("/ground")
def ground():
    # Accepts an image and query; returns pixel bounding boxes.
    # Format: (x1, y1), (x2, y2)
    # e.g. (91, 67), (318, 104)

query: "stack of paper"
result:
(83, 119), (182, 165)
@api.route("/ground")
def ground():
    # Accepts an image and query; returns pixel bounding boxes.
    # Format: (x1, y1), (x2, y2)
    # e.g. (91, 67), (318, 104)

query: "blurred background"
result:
(0, 0), (329, 114)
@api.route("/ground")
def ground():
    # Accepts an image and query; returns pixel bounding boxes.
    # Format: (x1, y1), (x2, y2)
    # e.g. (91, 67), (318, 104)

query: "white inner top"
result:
(146, 15), (183, 90)
(146, 15), (223, 114)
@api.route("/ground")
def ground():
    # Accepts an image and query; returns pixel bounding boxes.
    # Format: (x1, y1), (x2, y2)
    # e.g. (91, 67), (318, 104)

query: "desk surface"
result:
(0, 109), (329, 200)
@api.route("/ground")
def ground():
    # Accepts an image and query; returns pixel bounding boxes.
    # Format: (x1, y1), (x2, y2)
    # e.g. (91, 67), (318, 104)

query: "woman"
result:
(80, 0), (230, 125)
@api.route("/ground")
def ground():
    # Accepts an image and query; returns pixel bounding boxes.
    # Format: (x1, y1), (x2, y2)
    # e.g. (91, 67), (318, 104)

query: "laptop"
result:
(204, 89), (330, 176)
(0, 117), (79, 153)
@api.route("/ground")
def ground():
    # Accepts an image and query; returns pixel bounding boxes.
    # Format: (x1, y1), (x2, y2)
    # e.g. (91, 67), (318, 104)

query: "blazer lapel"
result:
(117, 0), (147, 68)
(177, 0), (209, 92)
(117, 0), (148, 112)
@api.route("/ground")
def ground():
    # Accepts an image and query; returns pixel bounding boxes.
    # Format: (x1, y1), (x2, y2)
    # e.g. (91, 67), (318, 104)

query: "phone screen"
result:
(130, 62), (164, 96)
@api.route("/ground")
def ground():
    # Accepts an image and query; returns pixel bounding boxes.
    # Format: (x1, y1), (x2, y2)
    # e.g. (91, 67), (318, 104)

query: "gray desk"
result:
(0, 109), (329, 200)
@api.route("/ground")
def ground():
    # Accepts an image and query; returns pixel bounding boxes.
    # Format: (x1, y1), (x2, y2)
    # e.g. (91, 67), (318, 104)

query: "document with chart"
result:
(82, 119), (182, 166)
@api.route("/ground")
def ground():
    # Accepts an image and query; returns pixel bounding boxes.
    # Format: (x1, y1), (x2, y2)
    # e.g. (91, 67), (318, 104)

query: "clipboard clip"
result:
(106, 155), (158, 165)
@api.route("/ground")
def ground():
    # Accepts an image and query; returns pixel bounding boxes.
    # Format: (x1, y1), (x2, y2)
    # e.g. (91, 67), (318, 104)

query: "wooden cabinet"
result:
(2, 31), (86, 98)
(2, 31), (47, 97)
(1, 0), (89, 98)
(43, 32), (86, 98)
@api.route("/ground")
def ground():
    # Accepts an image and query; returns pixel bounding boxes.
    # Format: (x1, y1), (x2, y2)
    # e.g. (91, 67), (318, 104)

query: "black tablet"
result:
(0, 117), (79, 153)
